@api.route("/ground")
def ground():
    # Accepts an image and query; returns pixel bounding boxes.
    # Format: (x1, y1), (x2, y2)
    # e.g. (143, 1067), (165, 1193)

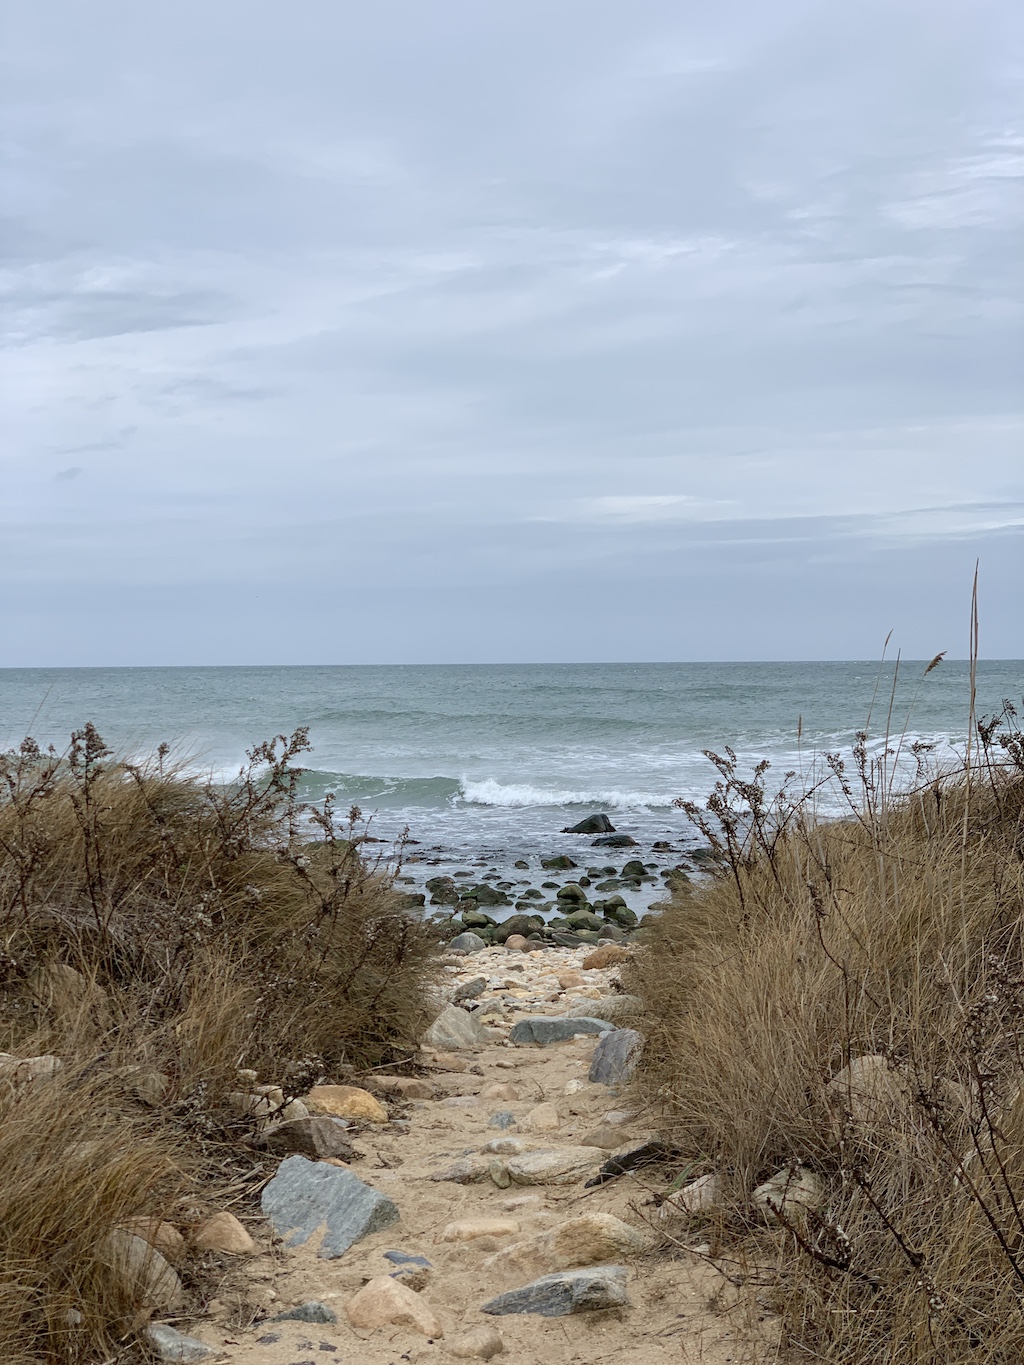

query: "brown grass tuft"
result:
(627, 708), (1024, 1362)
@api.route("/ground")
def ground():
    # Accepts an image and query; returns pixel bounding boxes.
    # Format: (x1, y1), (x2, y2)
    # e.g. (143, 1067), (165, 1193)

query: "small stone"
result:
(752, 1166), (824, 1222)
(192, 1211), (255, 1255)
(441, 1094), (480, 1109)
(588, 1028), (643, 1085)
(481, 1265), (629, 1316)
(578, 1125), (622, 1150)
(440, 1218), (520, 1243)
(143, 1323), (215, 1362)
(305, 1085), (389, 1124)
(255, 1115), (354, 1161)
(563, 1078), (584, 1096)
(453, 977), (488, 1003)
(345, 1275), (443, 1337)
(261, 1155), (400, 1258)
(488, 1111), (517, 1129)
(582, 944), (631, 969)
(481, 1082), (519, 1102)
(123, 1218), (186, 1265)
(448, 1323), (505, 1358)
(503, 935), (530, 951)
(658, 1173), (721, 1221)
(269, 1300), (338, 1324)
(524, 1102), (560, 1133)
(376, 1076), (436, 1101)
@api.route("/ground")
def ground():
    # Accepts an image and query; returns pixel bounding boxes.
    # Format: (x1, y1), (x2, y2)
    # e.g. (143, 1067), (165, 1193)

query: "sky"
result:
(2, 0), (1022, 664)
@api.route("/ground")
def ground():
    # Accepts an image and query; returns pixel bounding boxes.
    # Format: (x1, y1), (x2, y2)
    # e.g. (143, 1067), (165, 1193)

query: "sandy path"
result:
(183, 945), (774, 1365)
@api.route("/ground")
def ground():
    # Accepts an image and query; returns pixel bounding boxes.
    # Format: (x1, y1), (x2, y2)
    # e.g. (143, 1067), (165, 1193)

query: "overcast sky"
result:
(2, 0), (1021, 664)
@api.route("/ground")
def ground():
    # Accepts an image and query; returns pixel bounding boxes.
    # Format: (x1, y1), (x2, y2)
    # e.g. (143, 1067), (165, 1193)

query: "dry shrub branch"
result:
(627, 691), (1024, 1363)
(0, 726), (441, 1362)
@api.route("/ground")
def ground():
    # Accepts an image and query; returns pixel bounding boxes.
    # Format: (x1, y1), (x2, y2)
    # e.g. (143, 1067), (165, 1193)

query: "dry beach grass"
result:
(627, 696), (1024, 1362)
(0, 726), (440, 1362)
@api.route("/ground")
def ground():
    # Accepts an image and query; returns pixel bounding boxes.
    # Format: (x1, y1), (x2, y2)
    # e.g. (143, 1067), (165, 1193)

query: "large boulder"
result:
(562, 815), (615, 834)
(464, 885), (511, 908)
(448, 931), (489, 954)
(261, 1155), (400, 1258)
(540, 855), (577, 871)
(426, 876), (460, 906)
(591, 835), (638, 848)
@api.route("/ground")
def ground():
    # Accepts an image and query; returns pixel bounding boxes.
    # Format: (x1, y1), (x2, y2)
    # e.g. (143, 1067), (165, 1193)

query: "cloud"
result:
(0, 0), (1021, 663)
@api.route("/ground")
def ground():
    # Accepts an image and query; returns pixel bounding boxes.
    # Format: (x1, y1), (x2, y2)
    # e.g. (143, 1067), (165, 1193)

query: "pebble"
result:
(448, 1324), (505, 1358)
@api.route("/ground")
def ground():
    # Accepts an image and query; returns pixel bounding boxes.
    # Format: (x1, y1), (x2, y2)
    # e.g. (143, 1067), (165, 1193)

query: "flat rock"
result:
(524, 1102), (560, 1133)
(255, 1115), (354, 1161)
(261, 1155), (399, 1258)
(591, 834), (638, 848)
(421, 1004), (494, 1050)
(305, 1084), (389, 1124)
(481, 1265), (629, 1316)
(269, 1300), (337, 1324)
(448, 1323), (505, 1358)
(143, 1323), (216, 1362)
(485, 1213), (649, 1279)
(509, 1016), (609, 1046)
(503, 1147), (605, 1185)
(588, 1028), (643, 1084)
(440, 1217), (520, 1243)
(346, 1275), (443, 1337)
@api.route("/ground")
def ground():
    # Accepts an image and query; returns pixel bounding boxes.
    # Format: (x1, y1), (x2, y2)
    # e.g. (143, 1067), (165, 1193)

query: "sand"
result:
(179, 945), (777, 1365)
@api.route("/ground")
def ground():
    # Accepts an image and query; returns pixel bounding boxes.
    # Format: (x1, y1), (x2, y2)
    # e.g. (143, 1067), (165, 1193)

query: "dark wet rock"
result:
(448, 931), (489, 954)
(270, 1300), (339, 1324)
(510, 1016), (610, 1046)
(620, 860), (648, 879)
(255, 1116), (354, 1161)
(481, 1265), (629, 1316)
(540, 855), (578, 870)
(464, 884), (512, 907)
(595, 879), (623, 892)
(494, 914), (544, 944)
(461, 908), (497, 929)
(588, 1028), (643, 1085)
(520, 887), (544, 900)
(585, 1139), (682, 1187)
(562, 814), (615, 835)
(651, 841), (675, 851)
(564, 909), (603, 932)
(603, 903), (638, 929)
(556, 884), (588, 904)
(592, 834), (638, 848)
(514, 859), (530, 869)
(261, 1156), (399, 1259)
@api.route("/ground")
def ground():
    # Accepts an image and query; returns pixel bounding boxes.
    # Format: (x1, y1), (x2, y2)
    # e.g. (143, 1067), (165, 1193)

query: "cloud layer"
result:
(2, 0), (1022, 662)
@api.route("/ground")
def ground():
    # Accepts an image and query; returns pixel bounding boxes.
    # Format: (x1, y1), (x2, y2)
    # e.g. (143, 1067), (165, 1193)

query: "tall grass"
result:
(627, 685), (1024, 1362)
(0, 726), (441, 1362)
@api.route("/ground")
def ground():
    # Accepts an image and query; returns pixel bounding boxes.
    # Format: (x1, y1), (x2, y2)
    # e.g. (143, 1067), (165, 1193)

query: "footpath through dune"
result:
(179, 943), (776, 1365)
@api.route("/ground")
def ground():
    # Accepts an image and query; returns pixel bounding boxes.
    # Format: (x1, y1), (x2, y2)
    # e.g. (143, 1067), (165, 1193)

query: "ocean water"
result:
(1, 661), (1021, 915)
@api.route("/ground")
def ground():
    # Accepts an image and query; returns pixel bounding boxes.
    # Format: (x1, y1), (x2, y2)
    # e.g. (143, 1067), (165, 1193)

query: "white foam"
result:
(458, 777), (672, 810)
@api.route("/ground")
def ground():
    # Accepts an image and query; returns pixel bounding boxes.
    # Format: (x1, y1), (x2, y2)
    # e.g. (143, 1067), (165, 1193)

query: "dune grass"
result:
(0, 725), (441, 1362)
(627, 695), (1024, 1362)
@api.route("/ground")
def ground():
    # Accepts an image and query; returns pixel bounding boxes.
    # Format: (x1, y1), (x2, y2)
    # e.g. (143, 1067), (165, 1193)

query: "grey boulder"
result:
(448, 931), (489, 954)
(481, 1265), (629, 1316)
(509, 1016), (610, 1046)
(261, 1154), (399, 1258)
(588, 1028), (643, 1085)
(422, 1003), (495, 1050)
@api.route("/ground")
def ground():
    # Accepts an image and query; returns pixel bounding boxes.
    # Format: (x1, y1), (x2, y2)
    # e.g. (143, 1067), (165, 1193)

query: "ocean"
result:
(2, 660), (1021, 916)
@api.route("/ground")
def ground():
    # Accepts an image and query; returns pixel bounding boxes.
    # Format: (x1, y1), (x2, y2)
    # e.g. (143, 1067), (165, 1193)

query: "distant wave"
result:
(458, 777), (673, 810)
(292, 769), (677, 811)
